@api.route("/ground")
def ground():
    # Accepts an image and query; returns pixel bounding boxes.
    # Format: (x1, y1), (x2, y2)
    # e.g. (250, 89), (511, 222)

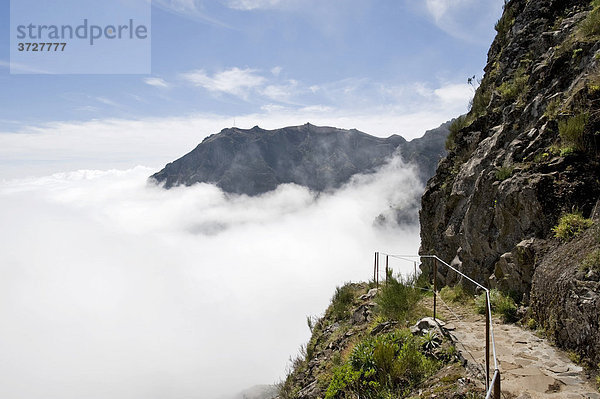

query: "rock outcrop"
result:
(150, 123), (448, 196)
(419, 0), (600, 362)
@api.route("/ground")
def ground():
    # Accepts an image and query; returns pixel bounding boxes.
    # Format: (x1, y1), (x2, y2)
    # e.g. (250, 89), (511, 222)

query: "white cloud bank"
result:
(0, 158), (422, 399)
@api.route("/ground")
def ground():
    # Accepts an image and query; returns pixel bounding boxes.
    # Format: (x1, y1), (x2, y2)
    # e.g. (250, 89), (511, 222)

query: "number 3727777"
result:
(18, 43), (67, 51)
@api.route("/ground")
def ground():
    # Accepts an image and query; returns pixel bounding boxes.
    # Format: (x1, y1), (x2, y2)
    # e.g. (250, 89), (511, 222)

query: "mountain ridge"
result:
(150, 122), (449, 196)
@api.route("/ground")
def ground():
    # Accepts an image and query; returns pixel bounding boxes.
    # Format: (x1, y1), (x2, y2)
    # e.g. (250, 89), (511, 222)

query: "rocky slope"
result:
(277, 282), (484, 399)
(150, 123), (448, 196)
(419, 0), (600, 363)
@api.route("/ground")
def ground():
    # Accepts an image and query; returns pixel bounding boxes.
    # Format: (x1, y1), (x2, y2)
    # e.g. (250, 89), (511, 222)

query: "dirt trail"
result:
(421, 296), (599, 399)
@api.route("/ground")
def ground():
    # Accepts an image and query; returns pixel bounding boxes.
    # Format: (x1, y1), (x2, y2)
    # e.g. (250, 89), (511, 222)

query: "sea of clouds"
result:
(0, 156), (423, 399)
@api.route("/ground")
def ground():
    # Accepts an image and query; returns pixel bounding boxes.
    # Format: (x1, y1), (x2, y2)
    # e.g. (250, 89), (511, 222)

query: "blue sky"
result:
(0, 0), (504, 177)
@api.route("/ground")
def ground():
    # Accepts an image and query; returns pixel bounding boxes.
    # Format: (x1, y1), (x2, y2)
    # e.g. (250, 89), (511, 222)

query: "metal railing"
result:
(373, 252), (501, 398)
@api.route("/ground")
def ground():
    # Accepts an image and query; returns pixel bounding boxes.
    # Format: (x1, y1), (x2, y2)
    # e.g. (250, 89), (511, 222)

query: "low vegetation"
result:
(580, 249), (600, 274)
(544, 97), (562, 120)
(558, 113), (589, 152)
(376, 273), (422, 322)
(445, 115), (469, 151)
(325, 330), (443, 399)
(495, 165), (514, 181)
(439, 285), (473, 304)
(552, 212), (594, 240)
(329, 284), (355, 321)
(497, 66), (529, 104)
(476, 289), (518, 323)
(579, 1), (600, 38)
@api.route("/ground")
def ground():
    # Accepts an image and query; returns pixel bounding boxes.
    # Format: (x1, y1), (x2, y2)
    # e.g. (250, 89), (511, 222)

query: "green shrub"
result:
(439, 285), (472, 303)
(470, 85), (492, 118)
(326, 330), (437, 398)
(581, 249), (600, 273)
(495, 165), (514, 181)
(494, 6), (515, 38)
(376, 274), (421, 322)
(544, 97), (562, 120)
(580, 5), (600, 37)
(420, 331), (441, 354)
(476, 289), (518, 323)
(552, 212), (593, 240)
(560, 146), (577, 157)
(497, 66), (529, 103)
(330, 284), (355, 321)
(446, 115), (469, 151)
(559, 113), (589, 152)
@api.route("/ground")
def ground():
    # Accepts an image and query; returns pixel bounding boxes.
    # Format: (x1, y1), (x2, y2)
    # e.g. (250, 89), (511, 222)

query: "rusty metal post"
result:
(493, 369), (500, 398)
(373, 252), (377, 284)
(414, 261), (417, 280)
(433, 258), (437, 321)
(385, 255), (389, 283)
(486, 294), (490, 391)
(376, 252), (379, 288)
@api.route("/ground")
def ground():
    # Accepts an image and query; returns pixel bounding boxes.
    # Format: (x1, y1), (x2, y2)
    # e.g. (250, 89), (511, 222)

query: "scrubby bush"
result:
(330, 284), (355, 321)
(325, 330), (438, 399)
(376, 274), (421, 322)
(544, 97), (562, 120)
(559, 113), (589, 152)
(446, 115), (469, 151)
(495, 165), (514, 181)
(476, 289), (518, 323)
(580, 3), (600, 37)
(581, 249), (600, 274)
(497, 66), (529, 103)
(470, 86), (492, 118)
(552, 212), (593, 240)
(439, 285), (472, 303)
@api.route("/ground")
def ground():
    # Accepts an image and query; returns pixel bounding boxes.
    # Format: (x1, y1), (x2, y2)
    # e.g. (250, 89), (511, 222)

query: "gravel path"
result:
(421, 296), (599, 399)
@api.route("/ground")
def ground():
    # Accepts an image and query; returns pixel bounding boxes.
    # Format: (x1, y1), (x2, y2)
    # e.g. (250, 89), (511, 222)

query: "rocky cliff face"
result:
(150, 123), (448, 196)
(420, 0), (600, 362)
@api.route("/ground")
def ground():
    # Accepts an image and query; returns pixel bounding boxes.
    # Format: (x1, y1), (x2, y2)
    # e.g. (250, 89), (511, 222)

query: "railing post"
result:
(414, 261), (417, 280)
(373, 252), (377, 284)
(385, 255), (389, 283)
(376, 252), (379, 288)
(494, 369), (501, 398)
(486, 293), (490, 391)
(433, 258), (437, 321)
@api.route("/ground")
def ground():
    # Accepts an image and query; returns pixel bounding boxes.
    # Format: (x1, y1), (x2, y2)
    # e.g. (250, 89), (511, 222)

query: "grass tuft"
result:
(476, 289), (518, 323)
(446, 115), (469, 151)
(552, 212), (593, 240)
(559, 113), (589, 152)
(376, 274), (422, 322)
(580, 249), (600, 274)
(495, 165), (514, 181)
(330, 284), (355, 321)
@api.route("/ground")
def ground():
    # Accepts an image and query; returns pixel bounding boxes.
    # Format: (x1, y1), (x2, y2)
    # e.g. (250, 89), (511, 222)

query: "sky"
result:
(0, 0), (504, 179)
(0, 1), (505, 398)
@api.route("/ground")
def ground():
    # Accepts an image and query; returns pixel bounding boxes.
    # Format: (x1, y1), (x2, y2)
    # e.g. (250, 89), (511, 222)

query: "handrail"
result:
(374, 252), (501, 398)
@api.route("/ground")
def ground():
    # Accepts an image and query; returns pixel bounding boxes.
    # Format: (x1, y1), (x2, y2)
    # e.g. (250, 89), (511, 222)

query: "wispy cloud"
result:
(181, 67), (267, 99)
(224, 0), (289, 10)
(152, 0), (231, 27)
(144, 77), (170, 88)
(423, 0), (503, 43)
(0, 60), (52, 74)
(96, 97), (120, 107)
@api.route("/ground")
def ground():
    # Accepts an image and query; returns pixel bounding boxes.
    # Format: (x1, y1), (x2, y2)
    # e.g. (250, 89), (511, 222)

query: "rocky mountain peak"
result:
(150, 123), (448, 196)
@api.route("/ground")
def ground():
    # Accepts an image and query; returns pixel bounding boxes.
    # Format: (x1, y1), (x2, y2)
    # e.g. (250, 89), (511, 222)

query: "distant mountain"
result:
(150, 123), (448, 196)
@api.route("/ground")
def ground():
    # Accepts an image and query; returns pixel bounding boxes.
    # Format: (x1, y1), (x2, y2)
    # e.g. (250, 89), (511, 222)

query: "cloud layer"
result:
(0, 159), (423, 399)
